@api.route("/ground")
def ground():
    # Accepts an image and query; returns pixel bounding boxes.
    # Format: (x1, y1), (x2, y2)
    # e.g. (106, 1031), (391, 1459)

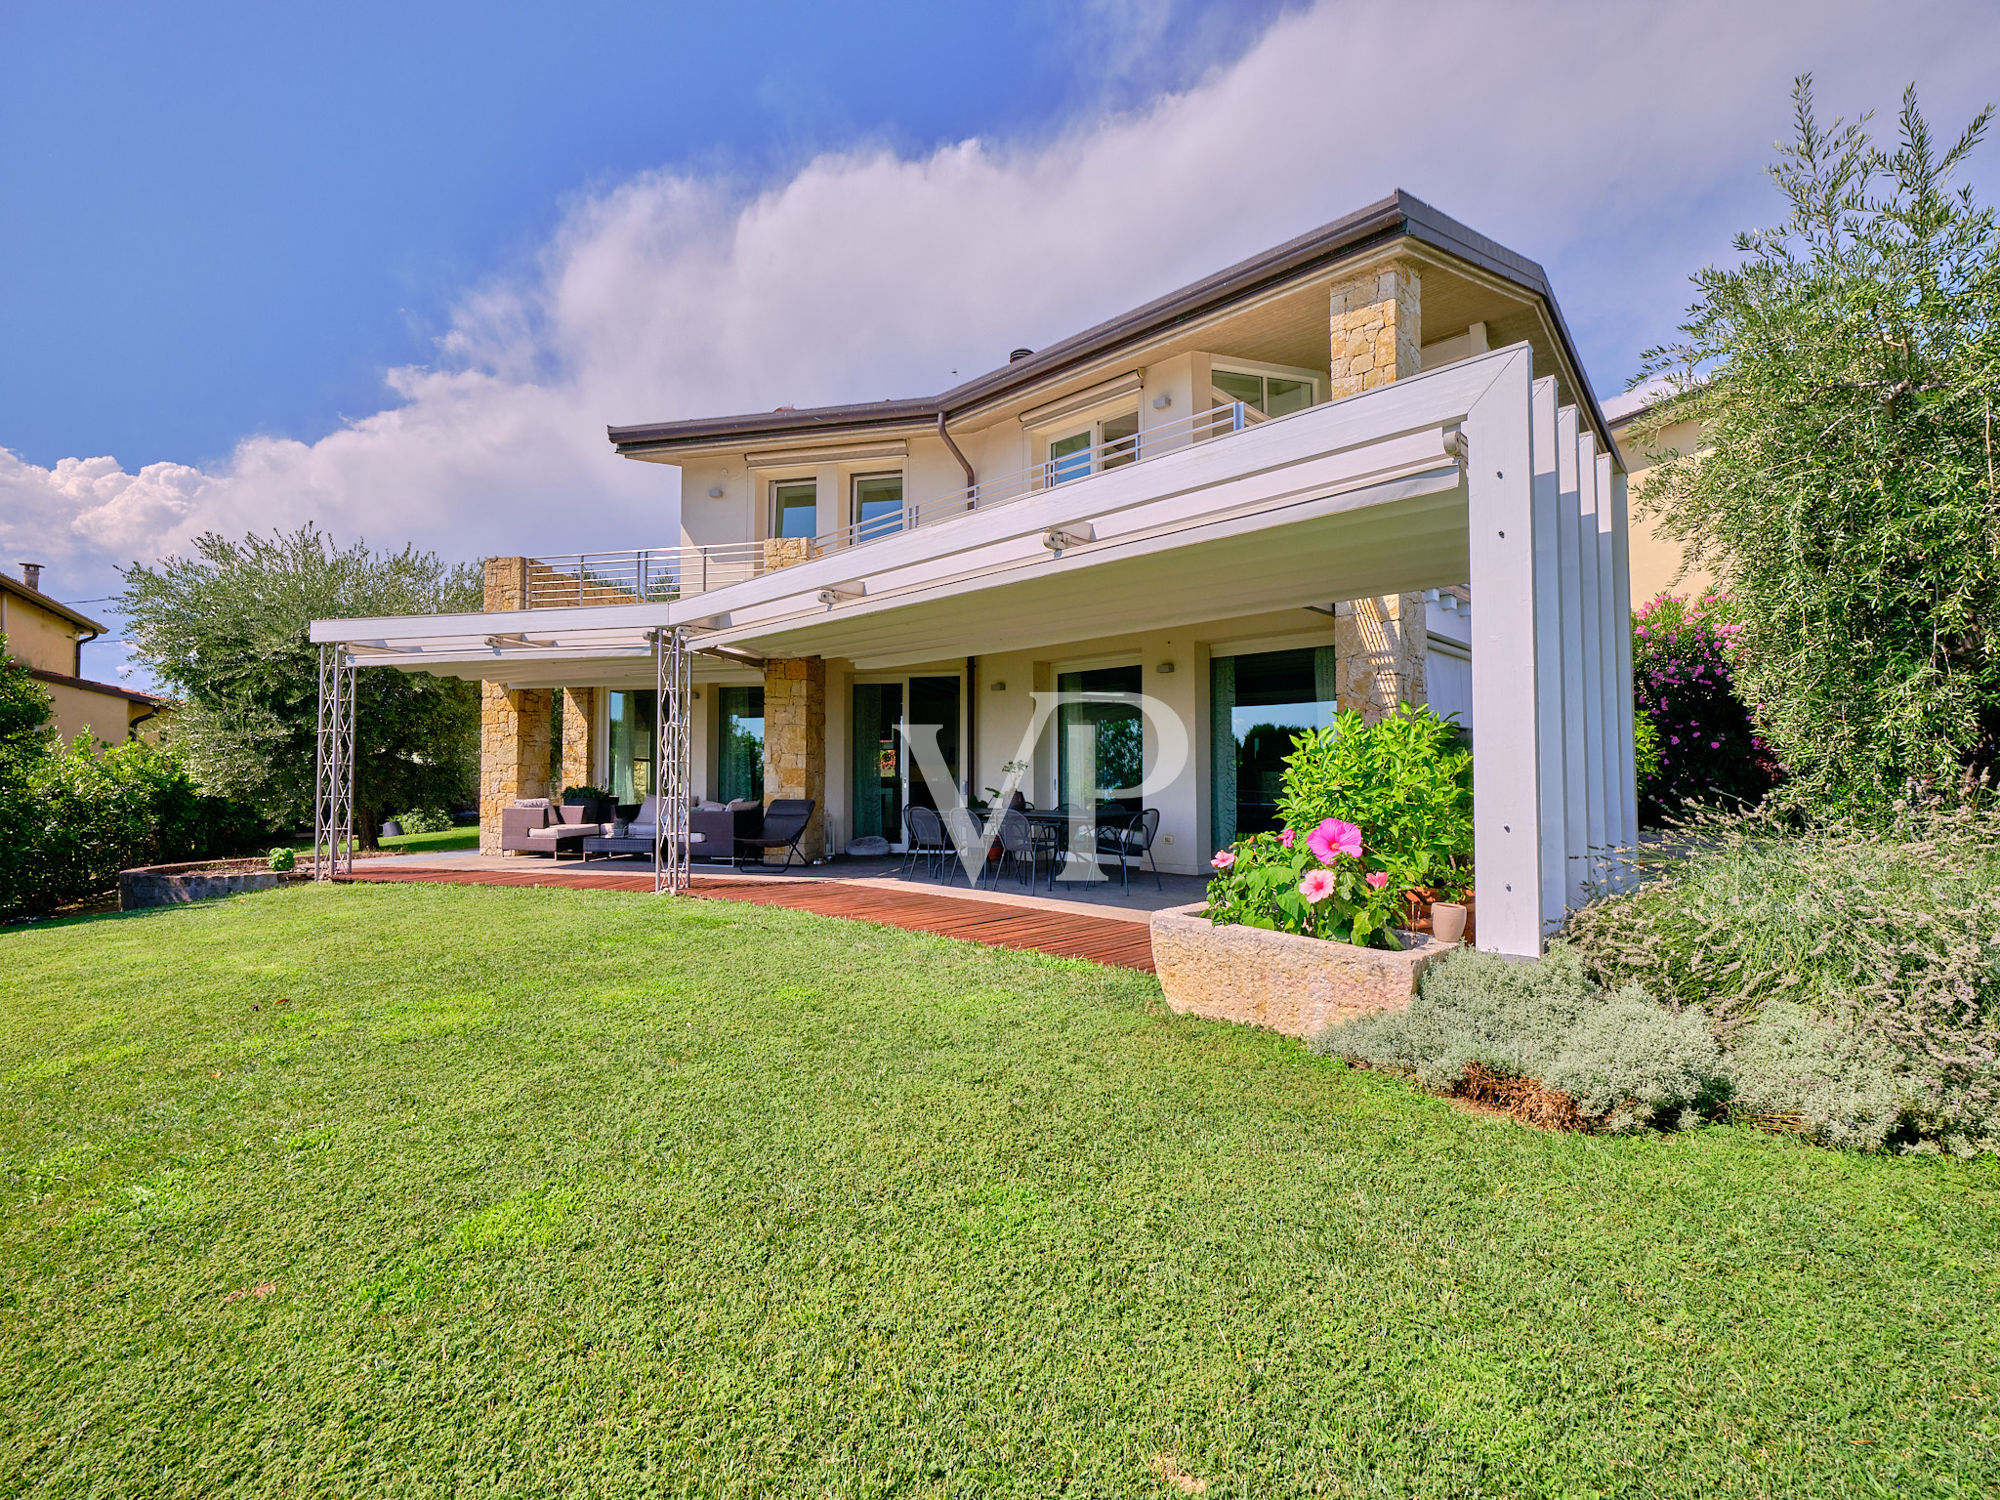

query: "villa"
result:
(311, 191), (1636, 957)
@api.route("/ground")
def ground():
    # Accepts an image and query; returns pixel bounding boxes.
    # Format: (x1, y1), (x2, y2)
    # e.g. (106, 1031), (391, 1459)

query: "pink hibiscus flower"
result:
(1279, 828), (1295, 849)
(1210, 849), (1237, 871)
(1298, 868), (1336, 904)
(1366, 871), (1390, 889)
(1306, 817), (1363, 864)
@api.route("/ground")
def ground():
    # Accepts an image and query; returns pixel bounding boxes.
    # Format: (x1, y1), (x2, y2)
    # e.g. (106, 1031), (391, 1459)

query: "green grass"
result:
(376, 825), (480, 854)
(2, 884), (1996, 1498)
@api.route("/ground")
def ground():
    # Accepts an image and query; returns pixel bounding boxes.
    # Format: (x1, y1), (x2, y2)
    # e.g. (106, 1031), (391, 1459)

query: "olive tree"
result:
(1634, 77), (2000, 807)
(118, 526), (482, 847)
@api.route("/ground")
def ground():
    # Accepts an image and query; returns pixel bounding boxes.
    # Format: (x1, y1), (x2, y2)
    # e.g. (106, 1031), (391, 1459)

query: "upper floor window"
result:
(1213, 367), (1316, 418)
(1049, 409), (1140, 484)
(772, 481), (817, 540)
(853, 473), (904, 541)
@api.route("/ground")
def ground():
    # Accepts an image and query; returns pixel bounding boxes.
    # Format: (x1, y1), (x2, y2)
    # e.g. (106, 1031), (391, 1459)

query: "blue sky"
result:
(3, 0), (1996, 667)
(1, 0), (1291, 472)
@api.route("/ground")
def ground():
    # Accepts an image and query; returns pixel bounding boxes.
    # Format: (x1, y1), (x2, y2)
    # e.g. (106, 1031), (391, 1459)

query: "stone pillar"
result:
(560, 687), (596, 791)
(1334, 595), (1428, 723)
(762, 657), (826, 862)
(479, 556), (553, 854)
(1328, 259), (1421, 400)
(1328, 262), (1426, 717)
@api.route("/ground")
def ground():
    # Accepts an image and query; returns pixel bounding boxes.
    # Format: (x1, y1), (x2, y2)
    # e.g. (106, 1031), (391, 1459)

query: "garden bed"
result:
(118, 857), (303, 912)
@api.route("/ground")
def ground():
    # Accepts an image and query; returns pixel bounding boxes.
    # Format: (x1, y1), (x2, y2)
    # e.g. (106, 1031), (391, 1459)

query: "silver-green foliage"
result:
(1546, 992), (1727, 1133)
(1729, 1002), (1922, 1153)
(1566, 801), (2000, 1147)
(1312, 945), (1598, 1093)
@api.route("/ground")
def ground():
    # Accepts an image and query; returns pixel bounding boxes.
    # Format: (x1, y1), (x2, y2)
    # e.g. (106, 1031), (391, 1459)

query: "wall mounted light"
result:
(990, 680), (1006, 692)
(707, 485), (724, 498)
(1152, 393), (1171, 410)
(1156, 661), (1176, 674)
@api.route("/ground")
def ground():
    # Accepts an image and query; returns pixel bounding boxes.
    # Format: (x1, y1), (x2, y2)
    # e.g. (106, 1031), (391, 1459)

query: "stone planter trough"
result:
(119, 858), (297, 912)
(1148, 901), (1449, 1039)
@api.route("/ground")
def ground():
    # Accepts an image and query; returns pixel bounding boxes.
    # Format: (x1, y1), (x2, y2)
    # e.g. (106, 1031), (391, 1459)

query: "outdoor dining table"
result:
(1018, 806), (1141, 891)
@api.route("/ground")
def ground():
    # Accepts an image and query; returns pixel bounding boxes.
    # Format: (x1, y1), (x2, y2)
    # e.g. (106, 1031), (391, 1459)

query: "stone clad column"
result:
(560, 687), (597, 791)
(479, 556), (554, 854)
(1333, 596), (1428, 723)
(1329, 260), (1427, 717)
(762, 657), (826, 863)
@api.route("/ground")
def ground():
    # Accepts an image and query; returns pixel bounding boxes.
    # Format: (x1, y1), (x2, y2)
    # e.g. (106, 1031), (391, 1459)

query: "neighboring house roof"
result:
(606, 188), (1611, 456)
(0, 573), (108, 636)
(25, 666), (170, 709)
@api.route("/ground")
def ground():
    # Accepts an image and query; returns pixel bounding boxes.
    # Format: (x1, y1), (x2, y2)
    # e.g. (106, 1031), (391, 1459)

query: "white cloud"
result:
(5, 0), (1994, 628)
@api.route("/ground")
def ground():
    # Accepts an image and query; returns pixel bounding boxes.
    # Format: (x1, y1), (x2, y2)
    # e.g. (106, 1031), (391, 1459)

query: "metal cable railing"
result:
(526, 400), (1267, 608)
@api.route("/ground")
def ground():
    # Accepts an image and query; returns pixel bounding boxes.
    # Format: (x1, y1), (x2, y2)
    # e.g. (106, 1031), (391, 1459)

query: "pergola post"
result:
(312, 643), (356, 880)
(653, 626), (691, 893)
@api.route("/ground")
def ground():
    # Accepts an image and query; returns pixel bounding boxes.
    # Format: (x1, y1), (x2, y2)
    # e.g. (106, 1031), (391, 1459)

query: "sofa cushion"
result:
(728, 798), (762, 813)
(513, 797), (552, 809)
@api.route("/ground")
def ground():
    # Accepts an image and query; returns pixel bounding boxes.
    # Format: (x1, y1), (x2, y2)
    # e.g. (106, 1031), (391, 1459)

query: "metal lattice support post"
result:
(313, 644), (357, 880)
(653, 627), (692, 894)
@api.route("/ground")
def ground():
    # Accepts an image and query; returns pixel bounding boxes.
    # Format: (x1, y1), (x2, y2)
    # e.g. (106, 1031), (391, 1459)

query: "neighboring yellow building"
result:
(1605, 391), (1714, 607)
(0, 565), (169, 744)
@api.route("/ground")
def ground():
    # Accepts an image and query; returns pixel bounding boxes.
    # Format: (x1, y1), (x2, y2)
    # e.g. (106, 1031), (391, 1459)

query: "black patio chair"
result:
(1094, 805), (1162, 892)
(984, 807), (1038, 890)
(734, 799), (815, 871)
(903, 805), (949, 878)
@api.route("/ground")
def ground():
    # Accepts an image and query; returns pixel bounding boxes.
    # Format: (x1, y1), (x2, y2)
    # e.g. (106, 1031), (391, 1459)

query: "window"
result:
(716, 686), (764, 803)
(852, 473), (904, 540)
(1212, 367), (1316, 418)
(772, 481), (817, 540)
(1048, 409), (1140, 485)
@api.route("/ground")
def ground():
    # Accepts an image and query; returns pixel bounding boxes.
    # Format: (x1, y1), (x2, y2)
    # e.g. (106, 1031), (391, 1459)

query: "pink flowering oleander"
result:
(1210, 849), (1236, 871)
(1306, 817), (1363, 864)
(1298, 868), (1336, 904)
(1366, 871), (1390, 889)
(1279, 828), (1295, 849)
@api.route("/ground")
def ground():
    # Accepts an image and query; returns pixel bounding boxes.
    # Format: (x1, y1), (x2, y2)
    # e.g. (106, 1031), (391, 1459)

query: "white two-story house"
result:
(313, 191), (1637, 956)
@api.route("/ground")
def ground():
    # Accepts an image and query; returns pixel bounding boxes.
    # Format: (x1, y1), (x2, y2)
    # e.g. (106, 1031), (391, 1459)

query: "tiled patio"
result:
(337, 852), (1209, 972)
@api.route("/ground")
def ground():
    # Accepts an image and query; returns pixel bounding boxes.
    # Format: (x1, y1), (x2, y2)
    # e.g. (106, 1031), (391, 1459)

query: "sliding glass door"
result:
(1209, 646), (1336, 848)
(607, 689), (657, 806)
(715, 686), (765, 803)
(1054, 664), (1144, 814)
(851, 674), (963, 846)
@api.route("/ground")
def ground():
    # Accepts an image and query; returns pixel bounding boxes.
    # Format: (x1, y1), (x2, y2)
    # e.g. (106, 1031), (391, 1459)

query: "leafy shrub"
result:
(1634, 709), (1662, 784)
(269, 846), (297, 872)
(1565, 800), (2000, 1152)
(1632, 592), (1777, 821)
(1206, 820), (1406, 948)
(1546, 993), (1728, 1132)
(394, 807), (455, 835)
(1276, 705), (1472, 898)
(0, 733), (268, 919)
(1728, 1002), (1917, 1152)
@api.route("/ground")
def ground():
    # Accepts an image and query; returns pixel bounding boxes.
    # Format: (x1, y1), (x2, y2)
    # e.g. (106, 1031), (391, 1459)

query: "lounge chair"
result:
(733, 799), (815, 871)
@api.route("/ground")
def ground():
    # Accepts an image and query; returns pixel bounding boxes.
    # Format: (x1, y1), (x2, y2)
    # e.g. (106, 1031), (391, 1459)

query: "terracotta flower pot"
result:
(1430, 901), (1468, 946)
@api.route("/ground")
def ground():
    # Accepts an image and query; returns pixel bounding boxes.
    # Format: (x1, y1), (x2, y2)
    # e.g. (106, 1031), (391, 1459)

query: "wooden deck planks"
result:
(336, 864), (1156, 971)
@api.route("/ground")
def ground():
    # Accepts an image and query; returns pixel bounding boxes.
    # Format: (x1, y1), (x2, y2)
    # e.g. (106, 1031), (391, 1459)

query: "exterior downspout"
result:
(965, 655), (976, 806)
(937, 410), (975, 497)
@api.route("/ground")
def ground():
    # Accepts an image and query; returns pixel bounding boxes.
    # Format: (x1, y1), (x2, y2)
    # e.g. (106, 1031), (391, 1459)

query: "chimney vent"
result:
(1008, 347), (1034, 363)
(19, 563), (43, 592)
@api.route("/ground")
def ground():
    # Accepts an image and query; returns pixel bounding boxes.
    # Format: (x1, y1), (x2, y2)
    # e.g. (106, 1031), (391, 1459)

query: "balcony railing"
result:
(524, 400), (1269, 609)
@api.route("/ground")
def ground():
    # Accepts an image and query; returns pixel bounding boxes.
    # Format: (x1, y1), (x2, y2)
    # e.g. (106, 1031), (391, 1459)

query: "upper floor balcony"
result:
(521, 400), (1277, 610)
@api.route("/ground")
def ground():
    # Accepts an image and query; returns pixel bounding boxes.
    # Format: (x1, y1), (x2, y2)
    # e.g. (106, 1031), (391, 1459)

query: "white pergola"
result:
(311, 346), (1636, 954)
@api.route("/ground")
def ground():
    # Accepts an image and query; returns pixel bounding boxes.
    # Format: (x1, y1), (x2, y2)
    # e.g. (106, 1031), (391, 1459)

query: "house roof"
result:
(606, 189), (1610, 457)
(0, 573), (107, 636)
(25, 666), (170, 709)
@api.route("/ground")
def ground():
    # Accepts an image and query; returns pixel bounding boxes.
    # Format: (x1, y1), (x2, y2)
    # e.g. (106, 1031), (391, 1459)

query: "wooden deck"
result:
(337, 864), (1157, 972)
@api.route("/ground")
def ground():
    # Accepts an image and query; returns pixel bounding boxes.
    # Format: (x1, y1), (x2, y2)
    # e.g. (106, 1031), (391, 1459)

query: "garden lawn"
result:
(2, 885), (1996, 1498)
(376, 826), (482, 854)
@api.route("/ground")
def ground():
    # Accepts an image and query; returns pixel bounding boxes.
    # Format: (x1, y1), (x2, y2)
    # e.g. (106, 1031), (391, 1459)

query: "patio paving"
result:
(336, 852), (1203, 971)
